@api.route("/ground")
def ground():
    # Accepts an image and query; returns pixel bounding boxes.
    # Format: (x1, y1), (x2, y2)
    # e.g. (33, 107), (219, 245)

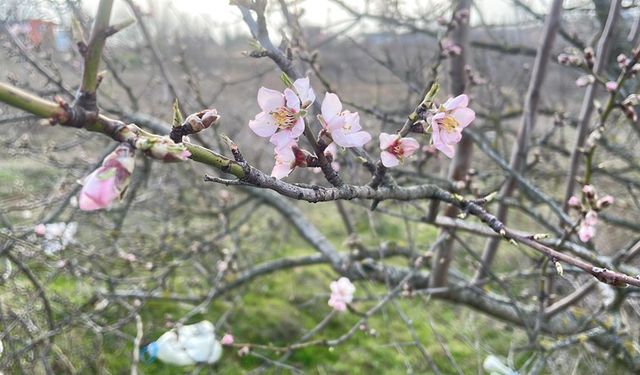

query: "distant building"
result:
(7, 19), (71, 52)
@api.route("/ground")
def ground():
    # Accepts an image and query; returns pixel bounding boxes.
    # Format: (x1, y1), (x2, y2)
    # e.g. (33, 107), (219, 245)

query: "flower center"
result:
(271, 107), (298, 130)
(440, 115), (459, 133)
(388, 140), (405, 159)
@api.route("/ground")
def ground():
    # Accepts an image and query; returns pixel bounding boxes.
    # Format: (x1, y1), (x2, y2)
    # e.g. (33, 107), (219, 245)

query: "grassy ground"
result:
(1, 153), (531, 374)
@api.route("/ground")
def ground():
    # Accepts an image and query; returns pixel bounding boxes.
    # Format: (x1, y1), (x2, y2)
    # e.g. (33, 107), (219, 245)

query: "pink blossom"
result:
(320, 93), (372, 148)
(567, 196), (581, 208)
(605, 81), (618, 92)
(441, 39), (462, 56)
(238, 346), (250, 357)
(34, 224), (46, 236)
(617, 53), (629, 69)
(313, 143), (340, 173)
(249, 78), (315, 148)
(585, 210), (598, 226)
(271, 140), (298, 180)
(221, 334), (234, 346)
(557, 53), (570, 65)
(379, 132), (420, 168)
(578, 210), (598, 242)
(292, 76), (316, 107)
(575, 75), (595, 87)
(328, 277), (355, 312)
(79, 144), (135, 211)
(582, 184), (596, 197)
(597, 195), (614, 208)
(578, 221), (596, 242)
(430, 94), (475, 158)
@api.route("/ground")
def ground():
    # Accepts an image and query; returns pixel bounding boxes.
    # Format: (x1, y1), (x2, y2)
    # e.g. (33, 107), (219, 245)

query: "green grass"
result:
(1, 163), (527, 374)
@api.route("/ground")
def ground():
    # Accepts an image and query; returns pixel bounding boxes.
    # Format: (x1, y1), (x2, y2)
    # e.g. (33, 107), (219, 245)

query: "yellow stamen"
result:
(270, 107), (297, 130)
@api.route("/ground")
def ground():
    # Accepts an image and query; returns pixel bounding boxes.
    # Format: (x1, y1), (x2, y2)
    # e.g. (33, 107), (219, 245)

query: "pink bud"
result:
(34, 224), (46, 236)
(221, 333), (234, 346)
(584, 210), (598, 226)
(575, 75), (595, 87)
(79, 144), (135, 211)
(582, 184), (596, 198)
(578, 222), (595, 243)
(567, 196), (581, 208)
(605, 81), (618, 92)
(617, 53), (629, 69)
(597, 195), (614, 208)
(238, 346), (250, 356)
(558, 53), (569, 65)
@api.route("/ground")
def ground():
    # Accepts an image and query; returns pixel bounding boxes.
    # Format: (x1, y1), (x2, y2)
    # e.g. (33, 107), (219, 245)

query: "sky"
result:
(84, 0), (556, 44)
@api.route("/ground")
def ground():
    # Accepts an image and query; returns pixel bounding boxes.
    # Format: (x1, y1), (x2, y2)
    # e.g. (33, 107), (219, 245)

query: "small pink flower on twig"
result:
(582, 184), (596, 198)
(328, 277), (355, 312)
(605, 81), (618, 92)
(441, 39), (462, 57)
(270, 140), (309, 180)
(319, 93), (371, 148)
(34, 224), (46, 236)
(567, 196), (581, 208)
(238, 346), (250, 356)
(79, 144), (135, 211)
(617, 53), (629, 70)
(578, 210), (598, 242)
(597, 195), (614, 209)
(379, 133), (420, 168)
(429, 94), (475, 158)
(249, 77), (314, 149)
(575, 75), (595, 87)
(221, 334), (234, 346)
(313, 142), (340, 173)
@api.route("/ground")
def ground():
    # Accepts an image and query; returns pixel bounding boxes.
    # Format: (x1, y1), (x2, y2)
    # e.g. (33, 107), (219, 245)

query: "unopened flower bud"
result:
(568, 55), (582, 65)
(622, 101), (638, 122)
(584, 47), (595, 69)
(186, 109), (219, 133)
(582, 184), (596, 198)
(455, 9), (470, 23)
(135, 137), (191, 162)
(605, 81), (618, 92)
(557, 53), (570, 65)
(575, 75), (595, 87)
(567, 195), (581, 208)
(617, 53), (629, 70)
(221, 334), (234, 346)
(34, 224), (46, 236)
(597, 195), (614, 209)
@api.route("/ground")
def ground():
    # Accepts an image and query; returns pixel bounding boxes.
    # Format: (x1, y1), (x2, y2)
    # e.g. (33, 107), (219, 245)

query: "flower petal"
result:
(440, 129), (462, 144)
(379, 132), (397, 150)
(271, 163), (293, 179)
(434, 139), (455, 158)
(443, 94), (468, 111)
(452, 107), (475, 128)
(381, 151), (400, 167)
(321, 92), (342, 123)
(345, 131), (372, 148)
(399, 137), (420, 155)
(269, 131), (297, 150)
(257, 87), (284, 112)
(284, 88), (301, 111)
(249, 112), (278, 137)
(290, 117), (305, 138)
(293, 77), (316, 105)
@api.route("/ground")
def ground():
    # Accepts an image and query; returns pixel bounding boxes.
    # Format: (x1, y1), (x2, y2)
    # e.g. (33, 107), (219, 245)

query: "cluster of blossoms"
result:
(34, 221), (77, 255)
(567, 184), (614, 243)
(248, 76), (476, 179)
(328, 277), (356, 312)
